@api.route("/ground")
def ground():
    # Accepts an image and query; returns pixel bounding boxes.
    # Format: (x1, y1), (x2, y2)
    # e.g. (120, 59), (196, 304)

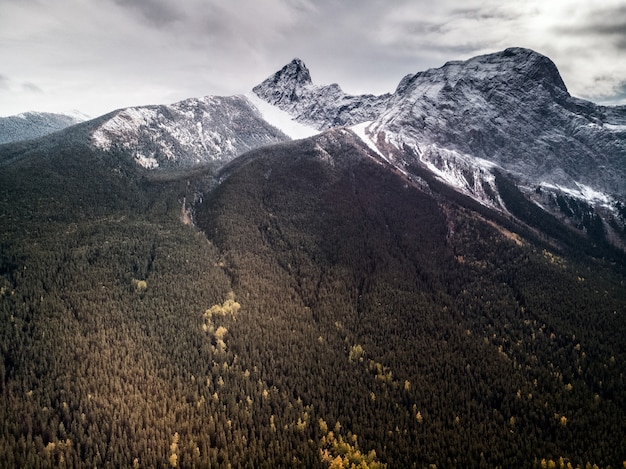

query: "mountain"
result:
(86, 50), (625, 221)
(1, 48), (625, 468)
(87, 59), (390, 171)
(252, 49), (626, 250)
(252, 58), (391, 130)
(366, 47), (626, 206)
(59, 48), (626, 253)
(0, 111), (87, 144)
(90, 95), (294, 170)
(1, 122), (625, 467)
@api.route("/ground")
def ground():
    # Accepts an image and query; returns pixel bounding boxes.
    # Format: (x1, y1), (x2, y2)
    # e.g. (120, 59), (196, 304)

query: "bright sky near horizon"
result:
(1, 0), (625, 117)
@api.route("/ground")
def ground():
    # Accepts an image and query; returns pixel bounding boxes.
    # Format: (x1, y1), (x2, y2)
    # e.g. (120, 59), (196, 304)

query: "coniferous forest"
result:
(0, 128), (625, 468)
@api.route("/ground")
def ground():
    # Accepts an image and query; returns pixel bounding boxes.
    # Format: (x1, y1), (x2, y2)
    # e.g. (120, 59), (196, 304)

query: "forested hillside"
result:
(0, 128), (625, 468)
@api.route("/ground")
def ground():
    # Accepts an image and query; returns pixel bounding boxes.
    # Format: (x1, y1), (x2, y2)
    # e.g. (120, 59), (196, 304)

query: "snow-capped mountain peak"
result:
(395, 48), (567, 98)
(367, 47), (626, 209)
(252, 58), (391, 131)
(252, 58), (313, 107)
(90, 95), (292, 170)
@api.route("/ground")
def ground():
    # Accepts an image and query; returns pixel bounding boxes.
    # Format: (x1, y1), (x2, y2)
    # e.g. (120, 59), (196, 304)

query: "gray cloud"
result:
(112, 0), (184, 27)
(1, 0), (626, 116)
(556, 5), (626, 41)
(0, 74), (9, 89)
(612, 82), (626, 102)
(22, 82), (43, 94)
(449, 7), (519, 22)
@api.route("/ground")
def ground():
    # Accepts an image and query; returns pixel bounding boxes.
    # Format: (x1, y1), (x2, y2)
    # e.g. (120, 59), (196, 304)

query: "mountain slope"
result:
(0, 111), (86, 144)
(1, 109), (625, 468)
(195, 128), (626, 467)
(90, 95), (296, 170)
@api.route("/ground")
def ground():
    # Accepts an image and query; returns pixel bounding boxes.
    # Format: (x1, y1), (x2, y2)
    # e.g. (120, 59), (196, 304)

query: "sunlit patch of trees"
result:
(204, 290), (240, 318)
(319, 422), (386, 469)
(203, 292), (240, 354)
(132, 278), (147, 293)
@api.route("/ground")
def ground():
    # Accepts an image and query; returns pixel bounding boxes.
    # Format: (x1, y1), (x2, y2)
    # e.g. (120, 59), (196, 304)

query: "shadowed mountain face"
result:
(194, 129), (626, 467)
(196, 129), (452, 305)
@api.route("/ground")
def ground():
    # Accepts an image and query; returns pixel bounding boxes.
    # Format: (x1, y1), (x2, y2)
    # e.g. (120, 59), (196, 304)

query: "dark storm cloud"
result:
(448, 6), (520, 22)
(112, 0), (184, 27)
(555, 5), (626, 46)
(400, 21), (446, 36)
(585, 20), (626, 49)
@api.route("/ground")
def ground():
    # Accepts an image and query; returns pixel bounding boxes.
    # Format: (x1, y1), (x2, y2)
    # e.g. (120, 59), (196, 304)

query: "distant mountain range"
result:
(0, 111), (88, 144)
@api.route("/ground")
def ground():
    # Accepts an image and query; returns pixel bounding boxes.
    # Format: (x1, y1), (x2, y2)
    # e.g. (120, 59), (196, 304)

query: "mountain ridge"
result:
(37, 47), (625, 251)
(90, 95), (292, 169)
(252, 58), (392, 130)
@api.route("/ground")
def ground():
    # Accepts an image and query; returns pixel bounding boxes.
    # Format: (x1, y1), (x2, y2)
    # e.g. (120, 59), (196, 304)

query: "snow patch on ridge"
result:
(541, 181), (614, 208)
(92, 107), (158, 151)
(388, 139), (504, 209)
(351, 121), (384, 158)
(603, 123), (626, 132)
(245, 93), (319, 140)
(136, 154), (159, 169)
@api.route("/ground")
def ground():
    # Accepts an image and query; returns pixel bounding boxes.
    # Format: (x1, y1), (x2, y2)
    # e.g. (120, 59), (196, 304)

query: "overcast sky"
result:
(1, 0), (626, 117)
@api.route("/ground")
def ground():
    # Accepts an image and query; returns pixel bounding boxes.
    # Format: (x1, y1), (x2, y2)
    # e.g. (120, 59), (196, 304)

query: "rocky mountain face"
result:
(367, 47), (626, 206)
(91, 95), (291, 170)
(252, 58), (391, 130)
(0, 111), (86, 144)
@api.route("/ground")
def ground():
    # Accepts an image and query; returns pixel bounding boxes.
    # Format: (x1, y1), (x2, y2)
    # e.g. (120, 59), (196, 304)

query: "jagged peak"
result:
(252, 58), (313, 106)
(269, 58), (312, 87)
(282, 58), (312, 85)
